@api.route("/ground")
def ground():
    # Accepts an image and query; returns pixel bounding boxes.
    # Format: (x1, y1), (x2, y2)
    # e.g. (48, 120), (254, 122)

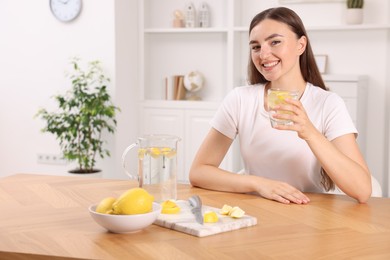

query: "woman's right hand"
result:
(254, 177), (310, 204)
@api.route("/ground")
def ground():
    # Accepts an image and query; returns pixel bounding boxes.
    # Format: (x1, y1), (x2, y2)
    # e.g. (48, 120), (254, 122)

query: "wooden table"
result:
(0, 174), (389, 260)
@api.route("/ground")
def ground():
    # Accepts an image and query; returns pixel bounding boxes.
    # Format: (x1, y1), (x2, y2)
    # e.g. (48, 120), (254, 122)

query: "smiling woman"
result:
(189, 7), (372, 205)
(50, 0), (82, 22)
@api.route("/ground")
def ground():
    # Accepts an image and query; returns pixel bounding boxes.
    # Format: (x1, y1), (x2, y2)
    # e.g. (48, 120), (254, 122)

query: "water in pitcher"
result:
(138, 147), (177, 202)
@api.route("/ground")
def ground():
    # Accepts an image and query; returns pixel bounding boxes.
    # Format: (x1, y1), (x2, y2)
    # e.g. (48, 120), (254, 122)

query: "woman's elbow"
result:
(355, 186), (372, 204)
(188, 166), (200, 187)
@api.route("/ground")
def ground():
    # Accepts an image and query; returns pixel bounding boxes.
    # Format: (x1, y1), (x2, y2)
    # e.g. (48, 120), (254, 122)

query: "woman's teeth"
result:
(263, 61), (279, 68)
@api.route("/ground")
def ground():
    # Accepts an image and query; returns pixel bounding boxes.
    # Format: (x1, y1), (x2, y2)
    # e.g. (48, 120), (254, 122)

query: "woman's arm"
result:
(306, 132), (371, 203)
(189, 128), (310, 204)
(274, 99), (372, 203)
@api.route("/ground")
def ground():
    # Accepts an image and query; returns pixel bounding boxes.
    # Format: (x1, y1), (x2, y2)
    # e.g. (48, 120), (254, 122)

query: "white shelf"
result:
(141, 0), (389, 103)
(144, 28), (229, 33)
(142, 100), (220, 109)
(307, 24), (390, 31)
(234, 24), (390, 33)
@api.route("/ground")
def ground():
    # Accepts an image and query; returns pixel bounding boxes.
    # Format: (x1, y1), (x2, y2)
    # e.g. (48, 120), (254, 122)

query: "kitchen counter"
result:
(0, 173), (389, 259)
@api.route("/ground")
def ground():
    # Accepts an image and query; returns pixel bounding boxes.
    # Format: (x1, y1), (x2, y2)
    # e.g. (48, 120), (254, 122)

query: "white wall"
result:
(386, 14), (390, 197)
(112, 0), (139, 180)
(0, 0), (118, 177)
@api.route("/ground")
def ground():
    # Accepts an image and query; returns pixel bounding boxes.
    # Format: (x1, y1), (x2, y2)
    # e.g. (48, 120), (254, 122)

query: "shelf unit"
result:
(138, 0), (385, 182)
(140, 0), (389, 103)
(139, 0), (239, 183)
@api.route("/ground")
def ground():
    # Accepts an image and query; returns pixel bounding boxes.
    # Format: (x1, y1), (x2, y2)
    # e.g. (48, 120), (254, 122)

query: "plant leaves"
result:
(35, 57), (120, 171)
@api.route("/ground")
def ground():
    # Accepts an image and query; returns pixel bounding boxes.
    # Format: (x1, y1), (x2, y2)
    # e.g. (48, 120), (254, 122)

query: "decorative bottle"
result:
(198, 2), (210, 28)
(184, 2), (196, 28)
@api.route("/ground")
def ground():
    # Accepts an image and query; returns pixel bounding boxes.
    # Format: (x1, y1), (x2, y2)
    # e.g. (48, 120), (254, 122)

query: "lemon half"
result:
(161, 200), (180, 214)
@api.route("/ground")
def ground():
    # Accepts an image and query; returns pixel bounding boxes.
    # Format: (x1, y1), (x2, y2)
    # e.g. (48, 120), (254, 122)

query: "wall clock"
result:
(50, 0), (82, 22)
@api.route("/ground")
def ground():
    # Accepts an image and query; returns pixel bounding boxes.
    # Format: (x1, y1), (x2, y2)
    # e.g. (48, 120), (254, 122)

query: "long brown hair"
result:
(247, 7), (334, 191)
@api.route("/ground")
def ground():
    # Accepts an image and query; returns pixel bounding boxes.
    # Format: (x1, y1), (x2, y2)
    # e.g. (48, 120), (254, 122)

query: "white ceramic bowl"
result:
(88, 202), (161, 233)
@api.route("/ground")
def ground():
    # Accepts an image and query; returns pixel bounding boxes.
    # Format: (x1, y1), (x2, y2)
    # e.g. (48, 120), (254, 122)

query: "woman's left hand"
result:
(272, 98), (317, 141)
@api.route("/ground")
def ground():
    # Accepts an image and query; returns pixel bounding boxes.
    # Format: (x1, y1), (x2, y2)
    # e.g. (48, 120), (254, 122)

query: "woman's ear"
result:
(297, 35), (307, 55)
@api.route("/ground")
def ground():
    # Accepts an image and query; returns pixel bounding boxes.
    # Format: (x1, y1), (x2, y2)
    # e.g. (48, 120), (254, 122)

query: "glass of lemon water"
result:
(267, 88), (299, 127)
(122, 135), (181, 202)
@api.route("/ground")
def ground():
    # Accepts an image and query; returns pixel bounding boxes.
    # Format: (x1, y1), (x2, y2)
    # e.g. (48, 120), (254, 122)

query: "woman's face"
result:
(249, 19), (306, 83)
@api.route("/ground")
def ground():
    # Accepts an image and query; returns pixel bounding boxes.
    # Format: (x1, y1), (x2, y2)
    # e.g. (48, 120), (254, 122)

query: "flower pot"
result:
(346, 9), (363, 25)
(69, 169), (102, 178)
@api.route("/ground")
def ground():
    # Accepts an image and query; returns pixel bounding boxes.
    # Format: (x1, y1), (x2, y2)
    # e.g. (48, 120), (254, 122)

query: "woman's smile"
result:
(263, 60), (280, 68)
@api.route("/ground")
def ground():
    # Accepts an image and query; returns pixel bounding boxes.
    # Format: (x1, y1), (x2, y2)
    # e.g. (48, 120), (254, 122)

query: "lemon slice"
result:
(149, 147), (161, 158)
(220, 204), (233, 215)
(161, 147), (172, 155)
(203, 211), (219, 223)
(161, 147), (177, 158)
(228, 206), (245, 218)
(161, 200), (180, 214)
(138, 148), (146, 159)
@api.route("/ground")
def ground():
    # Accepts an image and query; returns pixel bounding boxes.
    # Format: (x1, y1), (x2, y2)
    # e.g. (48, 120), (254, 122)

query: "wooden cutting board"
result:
(154, 200), (257, 237)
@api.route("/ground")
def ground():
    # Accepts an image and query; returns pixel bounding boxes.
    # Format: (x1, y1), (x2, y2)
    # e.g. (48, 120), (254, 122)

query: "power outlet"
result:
(37, 153), (67, 165)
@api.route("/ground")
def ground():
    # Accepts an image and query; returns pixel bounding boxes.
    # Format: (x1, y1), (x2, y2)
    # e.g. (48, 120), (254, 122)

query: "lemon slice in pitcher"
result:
(161, 147), (177, 158)
(149, 147), (161, 158)
(138, 148), (147, 159)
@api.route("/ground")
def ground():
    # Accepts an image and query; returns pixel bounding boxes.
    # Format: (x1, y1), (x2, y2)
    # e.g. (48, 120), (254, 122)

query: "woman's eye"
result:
(251, 45), (260, 51)
(271, 40), (281, 46)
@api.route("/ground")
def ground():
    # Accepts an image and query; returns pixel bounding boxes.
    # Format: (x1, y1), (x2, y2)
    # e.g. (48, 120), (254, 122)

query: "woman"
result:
(189, 7), (371, 204)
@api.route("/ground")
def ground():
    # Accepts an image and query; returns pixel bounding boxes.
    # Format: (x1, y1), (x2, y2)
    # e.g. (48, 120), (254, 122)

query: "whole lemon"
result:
(112, 188), (154, 215)
(96, 197), (117, 214)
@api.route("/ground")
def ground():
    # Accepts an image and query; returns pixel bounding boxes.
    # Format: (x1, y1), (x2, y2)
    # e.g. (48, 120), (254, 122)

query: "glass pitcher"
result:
(122, 135), (181, 202)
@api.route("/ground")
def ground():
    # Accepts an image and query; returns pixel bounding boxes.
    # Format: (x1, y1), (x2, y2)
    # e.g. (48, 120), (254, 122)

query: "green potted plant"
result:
(36, 57), (120, 174)
(346, 0), (364, 25)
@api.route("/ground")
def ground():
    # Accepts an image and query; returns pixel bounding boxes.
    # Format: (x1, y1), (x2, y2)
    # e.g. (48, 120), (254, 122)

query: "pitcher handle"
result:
(121, 143), (142, 187)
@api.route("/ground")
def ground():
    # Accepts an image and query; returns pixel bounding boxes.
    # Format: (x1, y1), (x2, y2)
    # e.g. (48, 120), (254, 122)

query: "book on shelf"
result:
(165, 75), (186, 100)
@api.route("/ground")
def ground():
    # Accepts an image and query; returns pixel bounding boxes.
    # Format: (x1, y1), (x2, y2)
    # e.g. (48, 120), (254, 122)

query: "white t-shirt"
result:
(211, 83), (357, 193)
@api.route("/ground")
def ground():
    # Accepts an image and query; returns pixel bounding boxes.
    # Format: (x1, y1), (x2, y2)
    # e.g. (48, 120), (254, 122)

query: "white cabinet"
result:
(323, 75), (368, 156)
(141, 101), (237, 183)
(141, 106), (185, 180)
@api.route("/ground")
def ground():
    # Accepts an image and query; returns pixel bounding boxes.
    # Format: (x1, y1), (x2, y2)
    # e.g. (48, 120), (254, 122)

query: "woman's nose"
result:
(259, 46), (270, 59)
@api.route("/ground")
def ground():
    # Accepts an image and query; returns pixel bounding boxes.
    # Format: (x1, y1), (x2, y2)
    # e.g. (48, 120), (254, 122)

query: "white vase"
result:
(346, 9), (364, 25)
